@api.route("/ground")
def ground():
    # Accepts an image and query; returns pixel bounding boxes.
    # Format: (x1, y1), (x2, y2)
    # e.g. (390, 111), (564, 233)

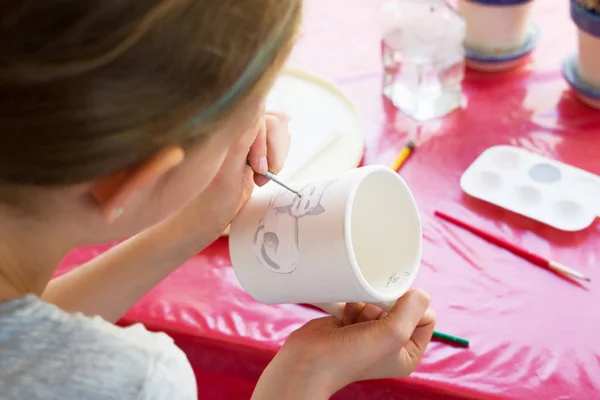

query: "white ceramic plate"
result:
(266, 68), (365, 183)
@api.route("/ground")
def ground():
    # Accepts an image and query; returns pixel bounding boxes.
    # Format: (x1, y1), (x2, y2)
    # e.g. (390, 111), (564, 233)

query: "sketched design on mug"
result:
(386, 269), (412, 288)
(253, 180), (336, 274)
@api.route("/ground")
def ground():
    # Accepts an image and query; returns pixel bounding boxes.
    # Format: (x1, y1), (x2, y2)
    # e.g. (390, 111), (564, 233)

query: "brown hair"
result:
(0, 0), (302, 185)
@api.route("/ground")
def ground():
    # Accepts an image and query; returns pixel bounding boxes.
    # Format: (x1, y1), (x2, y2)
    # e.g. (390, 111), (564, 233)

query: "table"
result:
(58, 1), (600, 398)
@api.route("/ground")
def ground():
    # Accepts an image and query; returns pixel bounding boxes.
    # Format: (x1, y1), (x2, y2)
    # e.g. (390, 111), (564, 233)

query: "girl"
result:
(0, 1), (435, 399)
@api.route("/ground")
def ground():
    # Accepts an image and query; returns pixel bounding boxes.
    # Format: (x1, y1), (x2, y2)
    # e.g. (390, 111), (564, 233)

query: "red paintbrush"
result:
(434, 210), (591, 282)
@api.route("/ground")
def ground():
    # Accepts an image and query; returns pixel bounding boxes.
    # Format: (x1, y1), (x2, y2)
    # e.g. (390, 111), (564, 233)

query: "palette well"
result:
(460, 145), (600, 231)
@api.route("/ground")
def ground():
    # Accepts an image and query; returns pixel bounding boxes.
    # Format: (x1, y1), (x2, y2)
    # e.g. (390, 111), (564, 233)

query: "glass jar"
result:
(382, 0), (466, 121)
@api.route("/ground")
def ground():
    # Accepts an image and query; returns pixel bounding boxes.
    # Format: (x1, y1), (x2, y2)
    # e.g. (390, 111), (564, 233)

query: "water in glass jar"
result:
(382, 1), (466, 121)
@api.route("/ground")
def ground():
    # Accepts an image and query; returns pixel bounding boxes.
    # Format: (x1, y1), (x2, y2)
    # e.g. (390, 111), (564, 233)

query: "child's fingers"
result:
(264, 114), (290, 175)
(405, 308), (436, 355)
(254, 174), (270, 187)
(265, 110), (289, 125)
(370, 289), (431, 347)
(248, 117), (268, 174)
(355, 304), (387, 324)
(342, 303), (367, 326)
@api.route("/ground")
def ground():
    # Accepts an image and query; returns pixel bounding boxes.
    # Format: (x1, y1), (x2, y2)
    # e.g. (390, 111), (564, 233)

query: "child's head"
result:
(0, 0), (301, 243)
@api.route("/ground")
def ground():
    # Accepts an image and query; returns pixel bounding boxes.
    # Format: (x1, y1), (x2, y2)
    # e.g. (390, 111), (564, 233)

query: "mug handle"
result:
(312, 301), (395, 321)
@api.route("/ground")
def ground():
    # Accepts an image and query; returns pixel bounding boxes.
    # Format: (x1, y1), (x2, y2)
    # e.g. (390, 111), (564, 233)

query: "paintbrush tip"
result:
(297, 193), (302, 198)
(584, 277), (592, 282)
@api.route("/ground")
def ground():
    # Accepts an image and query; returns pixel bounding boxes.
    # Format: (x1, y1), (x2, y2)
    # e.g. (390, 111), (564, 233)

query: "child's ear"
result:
(91, 146), (185, 222)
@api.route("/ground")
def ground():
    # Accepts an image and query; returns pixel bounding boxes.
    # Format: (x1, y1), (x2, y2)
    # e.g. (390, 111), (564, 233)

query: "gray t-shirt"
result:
(0, 295), (197, 399)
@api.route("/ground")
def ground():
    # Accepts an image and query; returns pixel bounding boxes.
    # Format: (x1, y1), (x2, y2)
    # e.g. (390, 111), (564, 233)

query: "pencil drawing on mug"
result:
(253, 180), (336, 273)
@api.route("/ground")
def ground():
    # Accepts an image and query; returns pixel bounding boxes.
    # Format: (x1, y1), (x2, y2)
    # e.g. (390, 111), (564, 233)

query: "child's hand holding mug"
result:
(252, 290), (436, 399)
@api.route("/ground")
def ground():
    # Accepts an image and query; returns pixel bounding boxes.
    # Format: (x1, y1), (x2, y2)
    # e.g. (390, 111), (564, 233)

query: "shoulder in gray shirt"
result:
(0, 295), (196, 399)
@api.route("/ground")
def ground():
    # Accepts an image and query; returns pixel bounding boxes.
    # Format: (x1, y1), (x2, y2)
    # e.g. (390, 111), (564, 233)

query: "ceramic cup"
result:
(229, 165), (422, 306)
(458, 0), (534, 55)
(571, 0), (600, 89)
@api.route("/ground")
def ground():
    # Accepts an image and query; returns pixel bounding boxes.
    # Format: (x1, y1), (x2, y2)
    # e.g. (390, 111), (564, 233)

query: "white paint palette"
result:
(460, 145), (600, 231)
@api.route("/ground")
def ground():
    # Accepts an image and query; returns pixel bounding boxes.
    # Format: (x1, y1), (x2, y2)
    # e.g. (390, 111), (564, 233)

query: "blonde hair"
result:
(0, 0), (302, 185)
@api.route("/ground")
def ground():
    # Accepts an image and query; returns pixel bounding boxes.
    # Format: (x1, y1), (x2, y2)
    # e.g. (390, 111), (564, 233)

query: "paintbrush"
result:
(246, 160), (302, 198)
(435, 210), (591, 282)
(390, 140), (416, 172)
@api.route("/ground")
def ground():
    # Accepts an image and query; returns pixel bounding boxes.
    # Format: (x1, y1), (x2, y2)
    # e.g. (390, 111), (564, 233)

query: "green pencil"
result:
(432, 330), (469, 348)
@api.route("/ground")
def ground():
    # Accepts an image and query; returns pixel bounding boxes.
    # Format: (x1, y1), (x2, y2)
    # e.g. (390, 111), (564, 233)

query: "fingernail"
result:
(379, 311), (389, 319)
(417, 289), (431, 302)
(259, 157), (268, 174)
(110, 208), (124, 222)
(255, 175), (270, 187)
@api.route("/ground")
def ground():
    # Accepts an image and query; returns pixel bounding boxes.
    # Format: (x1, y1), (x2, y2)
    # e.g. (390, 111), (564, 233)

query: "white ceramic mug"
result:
(229, 165), (422, 305)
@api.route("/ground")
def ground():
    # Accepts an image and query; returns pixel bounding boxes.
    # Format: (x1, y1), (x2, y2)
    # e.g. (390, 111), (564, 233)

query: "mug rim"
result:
(343, 165), (423, 302)
(571, 0), (600, 38)
(461, 0), (532, 5)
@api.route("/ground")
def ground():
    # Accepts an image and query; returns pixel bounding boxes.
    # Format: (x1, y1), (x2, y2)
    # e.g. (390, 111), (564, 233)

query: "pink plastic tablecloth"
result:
(58, 1), (600, 399)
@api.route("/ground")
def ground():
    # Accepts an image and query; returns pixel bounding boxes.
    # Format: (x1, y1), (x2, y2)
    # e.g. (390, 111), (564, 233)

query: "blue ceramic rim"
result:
(561, 53), (600, 100)
(463, 0), (532, 5)
(571, 0), (600, 38)
(465, 23), (540, 63)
